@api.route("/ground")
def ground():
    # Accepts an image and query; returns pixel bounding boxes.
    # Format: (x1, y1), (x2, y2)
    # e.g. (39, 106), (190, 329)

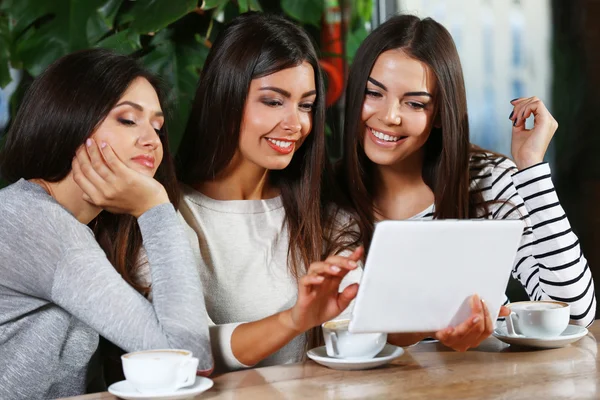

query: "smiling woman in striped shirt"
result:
(336, 14), (595, 350)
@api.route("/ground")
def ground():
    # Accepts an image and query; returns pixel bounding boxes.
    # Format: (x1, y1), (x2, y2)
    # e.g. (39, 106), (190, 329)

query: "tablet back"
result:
(348, 220), (524, 333)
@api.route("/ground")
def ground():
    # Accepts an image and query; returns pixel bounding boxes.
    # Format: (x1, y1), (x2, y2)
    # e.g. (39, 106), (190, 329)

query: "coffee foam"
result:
(123, 350), (189, 360)
(510, 301), (566, 311)
(323, 319), (350, 330)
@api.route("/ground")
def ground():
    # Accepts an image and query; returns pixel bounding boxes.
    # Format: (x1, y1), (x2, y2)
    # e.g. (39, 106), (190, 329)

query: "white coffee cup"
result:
(121, 349), (199, 394)
(505, 301), (570, 338)
(322, 319), (387, 359)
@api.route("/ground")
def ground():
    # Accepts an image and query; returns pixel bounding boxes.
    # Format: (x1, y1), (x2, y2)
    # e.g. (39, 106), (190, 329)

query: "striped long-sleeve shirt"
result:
(410, 155), (596, 327)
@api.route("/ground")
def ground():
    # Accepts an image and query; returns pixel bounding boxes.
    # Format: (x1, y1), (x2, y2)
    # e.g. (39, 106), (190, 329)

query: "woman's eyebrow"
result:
(114, 101), (164, 117)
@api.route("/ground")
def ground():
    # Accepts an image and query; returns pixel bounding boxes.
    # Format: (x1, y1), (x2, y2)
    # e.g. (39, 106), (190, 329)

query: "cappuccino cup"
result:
(505, 301), (570, 338)
(322, 319), (387, 359)
(121, 349), (199, 394)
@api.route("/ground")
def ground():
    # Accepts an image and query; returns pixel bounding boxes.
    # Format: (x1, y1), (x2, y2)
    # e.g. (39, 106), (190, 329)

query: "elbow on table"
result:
(164, 327), (213, 373)
(197, 356), (215, 377)
(195, 341), (214, 374)
(571, 295), (597, 328)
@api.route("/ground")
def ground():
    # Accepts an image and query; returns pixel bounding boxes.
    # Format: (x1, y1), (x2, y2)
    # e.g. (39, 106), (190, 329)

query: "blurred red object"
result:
(320, 0), (345, 107)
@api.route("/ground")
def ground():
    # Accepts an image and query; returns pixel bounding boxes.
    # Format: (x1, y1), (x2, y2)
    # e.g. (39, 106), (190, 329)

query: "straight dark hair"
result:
(178, 12), (337, 278)
(0, 48), (179, 295)
(338, 15), (493, 251)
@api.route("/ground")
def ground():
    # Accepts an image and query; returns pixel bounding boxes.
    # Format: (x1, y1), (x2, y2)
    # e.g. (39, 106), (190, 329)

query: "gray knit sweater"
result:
(0, 179), (212, 399)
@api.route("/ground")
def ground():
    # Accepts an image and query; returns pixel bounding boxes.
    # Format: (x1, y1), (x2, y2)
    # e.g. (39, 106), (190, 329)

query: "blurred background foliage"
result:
(2, 1), (600, 317)
(0, 0), (373, 159)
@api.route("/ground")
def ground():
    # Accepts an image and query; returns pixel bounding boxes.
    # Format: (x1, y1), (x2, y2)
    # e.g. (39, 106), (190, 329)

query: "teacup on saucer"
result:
(493, 322), (588, 349)
(307, 344), (404, 371)
(121, 349), (199, 394)
(505, 301), (570, 338)
(108, 376), (214, 400)
(322, 319), (387, 359)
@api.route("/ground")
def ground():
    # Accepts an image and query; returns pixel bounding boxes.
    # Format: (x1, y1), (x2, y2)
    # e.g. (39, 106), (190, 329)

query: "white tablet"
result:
(348, 220), (524, 333)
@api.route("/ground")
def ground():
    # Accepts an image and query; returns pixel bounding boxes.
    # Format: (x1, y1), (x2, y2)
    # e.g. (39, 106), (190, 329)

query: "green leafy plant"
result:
(0, 0), (372, 156)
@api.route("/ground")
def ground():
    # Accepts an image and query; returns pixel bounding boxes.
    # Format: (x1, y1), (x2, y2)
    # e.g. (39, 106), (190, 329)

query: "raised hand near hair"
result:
(282, 247), (364, 333)
(72, 138), (169, 218)
(509, 97), (559, 170)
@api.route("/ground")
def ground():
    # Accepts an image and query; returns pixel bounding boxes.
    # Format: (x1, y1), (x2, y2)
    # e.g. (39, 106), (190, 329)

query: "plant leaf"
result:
(345, 24), (369, 63)
(355, 0), (373, 24)
(95, 30), (141, 54)
(0, 14), (11, 88)
(129, 0), (197, 34)
(238, 0), (249, 13)
(7, 0), (108, 76)
(249, 0), (262, 11)
(142, 30), (209, 151)
(87, 14), (111, 44)
(87, 0), (124, 42)
(281, 0), (324, 26)
(201, 0), (229, 11)
(98, 0), (124, 29)
(2, 0), (56, 38)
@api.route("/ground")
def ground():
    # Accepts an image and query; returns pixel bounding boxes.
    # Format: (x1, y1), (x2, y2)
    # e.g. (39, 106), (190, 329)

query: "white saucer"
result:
(108, 376), (213, 400)
(307, 344), (404, 370)
(493, 323), (588, 349)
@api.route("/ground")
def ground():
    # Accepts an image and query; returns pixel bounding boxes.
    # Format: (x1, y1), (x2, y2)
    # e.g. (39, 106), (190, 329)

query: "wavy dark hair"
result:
(178, 12), (337, 278)
(0, 48), (179, 294)
(338, 15), (498, 251)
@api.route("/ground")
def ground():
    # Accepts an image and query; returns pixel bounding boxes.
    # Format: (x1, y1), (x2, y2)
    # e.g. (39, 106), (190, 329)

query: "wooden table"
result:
(66, 325), (600, 399)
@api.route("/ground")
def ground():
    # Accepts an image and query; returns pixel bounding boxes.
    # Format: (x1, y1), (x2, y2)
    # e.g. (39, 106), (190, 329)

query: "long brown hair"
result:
(338, 15), (493, 251)
(177, 12), (336, 279)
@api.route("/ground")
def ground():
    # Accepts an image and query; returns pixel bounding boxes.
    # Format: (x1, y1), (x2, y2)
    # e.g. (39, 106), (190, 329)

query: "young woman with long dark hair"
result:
(337, 15), (595, 350)
(0, 49), (212, 399)
(176, 12), (362, 372)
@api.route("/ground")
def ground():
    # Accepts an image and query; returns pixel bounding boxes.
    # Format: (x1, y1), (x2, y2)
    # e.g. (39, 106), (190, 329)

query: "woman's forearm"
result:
(231, 309), (304, 366)
(387, 332), (430, 347)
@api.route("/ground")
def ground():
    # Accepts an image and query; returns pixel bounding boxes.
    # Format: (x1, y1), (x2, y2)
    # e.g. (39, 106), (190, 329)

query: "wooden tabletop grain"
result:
(62, 324), (599, 399)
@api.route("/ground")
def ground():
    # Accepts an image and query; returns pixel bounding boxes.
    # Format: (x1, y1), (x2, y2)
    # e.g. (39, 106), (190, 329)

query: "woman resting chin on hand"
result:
(0, 49), (212, 400)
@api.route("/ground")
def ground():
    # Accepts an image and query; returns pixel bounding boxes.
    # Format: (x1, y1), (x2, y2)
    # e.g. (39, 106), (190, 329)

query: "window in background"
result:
(0, 68), (21, 135)
(396, 0), (552, 159)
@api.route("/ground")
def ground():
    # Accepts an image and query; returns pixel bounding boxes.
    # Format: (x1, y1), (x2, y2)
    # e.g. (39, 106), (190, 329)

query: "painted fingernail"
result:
(349, 261), (358, 268)
(513, 119), (517, 127)
(330, 265), (341, 273)
(101, 142), (107, 149)
(509, 111), (514, 119)
(510, 98), (519, 102)
(86, 139), (92, 147)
